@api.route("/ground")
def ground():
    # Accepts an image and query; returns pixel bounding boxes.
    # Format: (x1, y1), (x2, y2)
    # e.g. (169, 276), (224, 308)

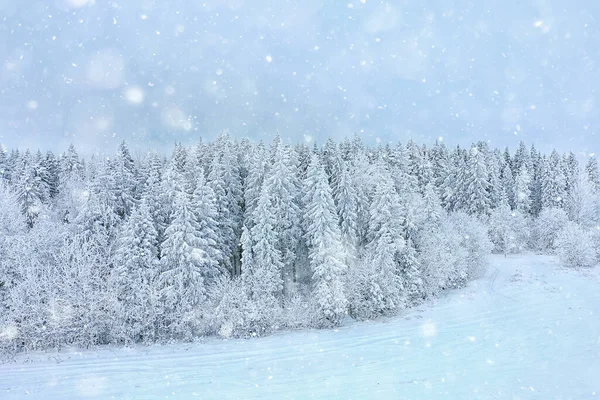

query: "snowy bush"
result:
(416, 221), (464, 298)
(397, 240), (424, 307)
(345, 260), (392, 320)
(555, 223), (596, 268)
(1, 224), (117, 352)
(533, 208), (569, 252)
(281, 291), (313, 330)
(208, 277), (264, 339)
(565, 173), (599, 228)
(446, 212), (492, 281)
(416, 212), (491, 298)
(487, 203), (530, 255)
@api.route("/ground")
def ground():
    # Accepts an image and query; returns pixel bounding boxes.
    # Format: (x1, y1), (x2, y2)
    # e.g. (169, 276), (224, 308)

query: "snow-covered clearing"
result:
(1, 254), (599, 399)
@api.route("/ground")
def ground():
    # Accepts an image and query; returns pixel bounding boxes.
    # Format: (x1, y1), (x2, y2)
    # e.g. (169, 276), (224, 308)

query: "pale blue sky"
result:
(0, 0), (599, 155)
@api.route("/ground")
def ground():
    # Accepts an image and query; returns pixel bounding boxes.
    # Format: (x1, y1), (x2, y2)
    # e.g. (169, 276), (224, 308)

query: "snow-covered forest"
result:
(1, 134), (599, 352)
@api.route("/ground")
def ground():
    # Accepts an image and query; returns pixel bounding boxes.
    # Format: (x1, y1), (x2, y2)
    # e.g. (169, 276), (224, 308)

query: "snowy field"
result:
(1, 254), (599, 400)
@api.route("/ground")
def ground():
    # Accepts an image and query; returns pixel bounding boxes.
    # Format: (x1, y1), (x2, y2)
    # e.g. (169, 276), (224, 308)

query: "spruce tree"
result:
(487, 150), (503, 208)
(113, 199), (160, 342)
(398, 238), (423, 306)
(244, 142), (269, 227)
(247, 185), (284, 332)
(191, 172), (224, 281)
(422, 181), (444, 225)
(542, 150), (567, 208)
(43, 151), (60, 199)
(366, 168), (405, 314)
(585, 156), (600, 191)
(60, 144), (84, 183)
(461, 146), (491, 215)
(514, 164), (532, 214)
(262, 143), (301, 292)
(159, 190), (214, 337)
(529, 145), (543, 216)
(208, 139), (243, 275)
(113, 141), (139, 218)
(303, 155), (347, 328)
(0, 149), (7, 183)
(563, 152), (579, 196)
(333, 156), (359, 263)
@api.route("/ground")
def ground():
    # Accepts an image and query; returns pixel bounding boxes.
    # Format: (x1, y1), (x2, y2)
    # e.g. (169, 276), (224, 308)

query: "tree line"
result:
(0, 134), (598, 353)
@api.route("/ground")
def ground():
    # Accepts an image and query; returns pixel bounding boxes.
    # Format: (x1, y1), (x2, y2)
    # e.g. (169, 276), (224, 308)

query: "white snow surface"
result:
(1, 254), (599, 399)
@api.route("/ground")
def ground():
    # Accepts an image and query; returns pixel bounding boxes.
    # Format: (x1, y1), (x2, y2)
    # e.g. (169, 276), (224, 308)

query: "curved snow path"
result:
(1, 255), (599, 399)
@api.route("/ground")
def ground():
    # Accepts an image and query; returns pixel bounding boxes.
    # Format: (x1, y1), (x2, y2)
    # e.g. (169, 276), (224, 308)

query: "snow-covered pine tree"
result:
(350, 133), (366, 159)
(333, 155), (359, 264)
(390, 141), (419, 195)
(0, 149), (8, 183)
(430, 140), (449, 195)
(189, 138), (210, 181)
(529, 144), (543, 216)
(11, 149), (31, 185)
(514, 164), (532, 214)
(398, 238), (423, 306)
(76, 158), (121, 262)
(60, 144), (84, 183)
(338, 136), (352, 162)
(159, 156), (188, 244)
(512, 141), (531, 176)
(5, 149), (20, 185)
(15, 161), (45, 227)
(365, 167), (405, 314)
(349, 150), (373, 246)
(247, 184), (284, 332)
(562, 152), (579, 197)
(244, 142), (269, 227)
(262, 142), (301, 294)
(422, 181), (444, 225)
(440, 146), (464, 211)
(112, 199), (161, 342)
(585, 156), (600, 191)
(42, 151), (60, 199)
(303, 155), (348, 328)
(322, 137), (339, 184)
(240, 224), (254, 277)
(208, 137), (244, 275)
(113, 141), (139, 218)
(191, 171), (224, 280)
(486, 149), (503, 208)
(460, 146), (491, 215)
(406, 140), (432, 192)
(33, 150), (51, 203)
(236, 137), (253, 185)
(171, 142), (189, 174)
(294, 142), (311, 181)
(0, 183), (27, 306)
(503, 147), (513, 173)
(541, 150), (567, 208)
(159, 190), (213, 338)
(142, 152), (168, 240)
(249, 185), (283, 298)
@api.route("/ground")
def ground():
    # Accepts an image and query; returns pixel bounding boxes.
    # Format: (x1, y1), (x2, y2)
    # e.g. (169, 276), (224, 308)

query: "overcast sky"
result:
(0, 0), (599, 155)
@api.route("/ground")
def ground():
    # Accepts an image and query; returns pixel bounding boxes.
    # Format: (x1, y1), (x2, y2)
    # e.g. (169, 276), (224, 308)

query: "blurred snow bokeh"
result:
(0, 0), (598, 153)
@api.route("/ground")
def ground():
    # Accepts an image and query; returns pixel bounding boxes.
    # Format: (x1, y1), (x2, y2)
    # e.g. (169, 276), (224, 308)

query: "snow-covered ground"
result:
(1, 254), (599, 400)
